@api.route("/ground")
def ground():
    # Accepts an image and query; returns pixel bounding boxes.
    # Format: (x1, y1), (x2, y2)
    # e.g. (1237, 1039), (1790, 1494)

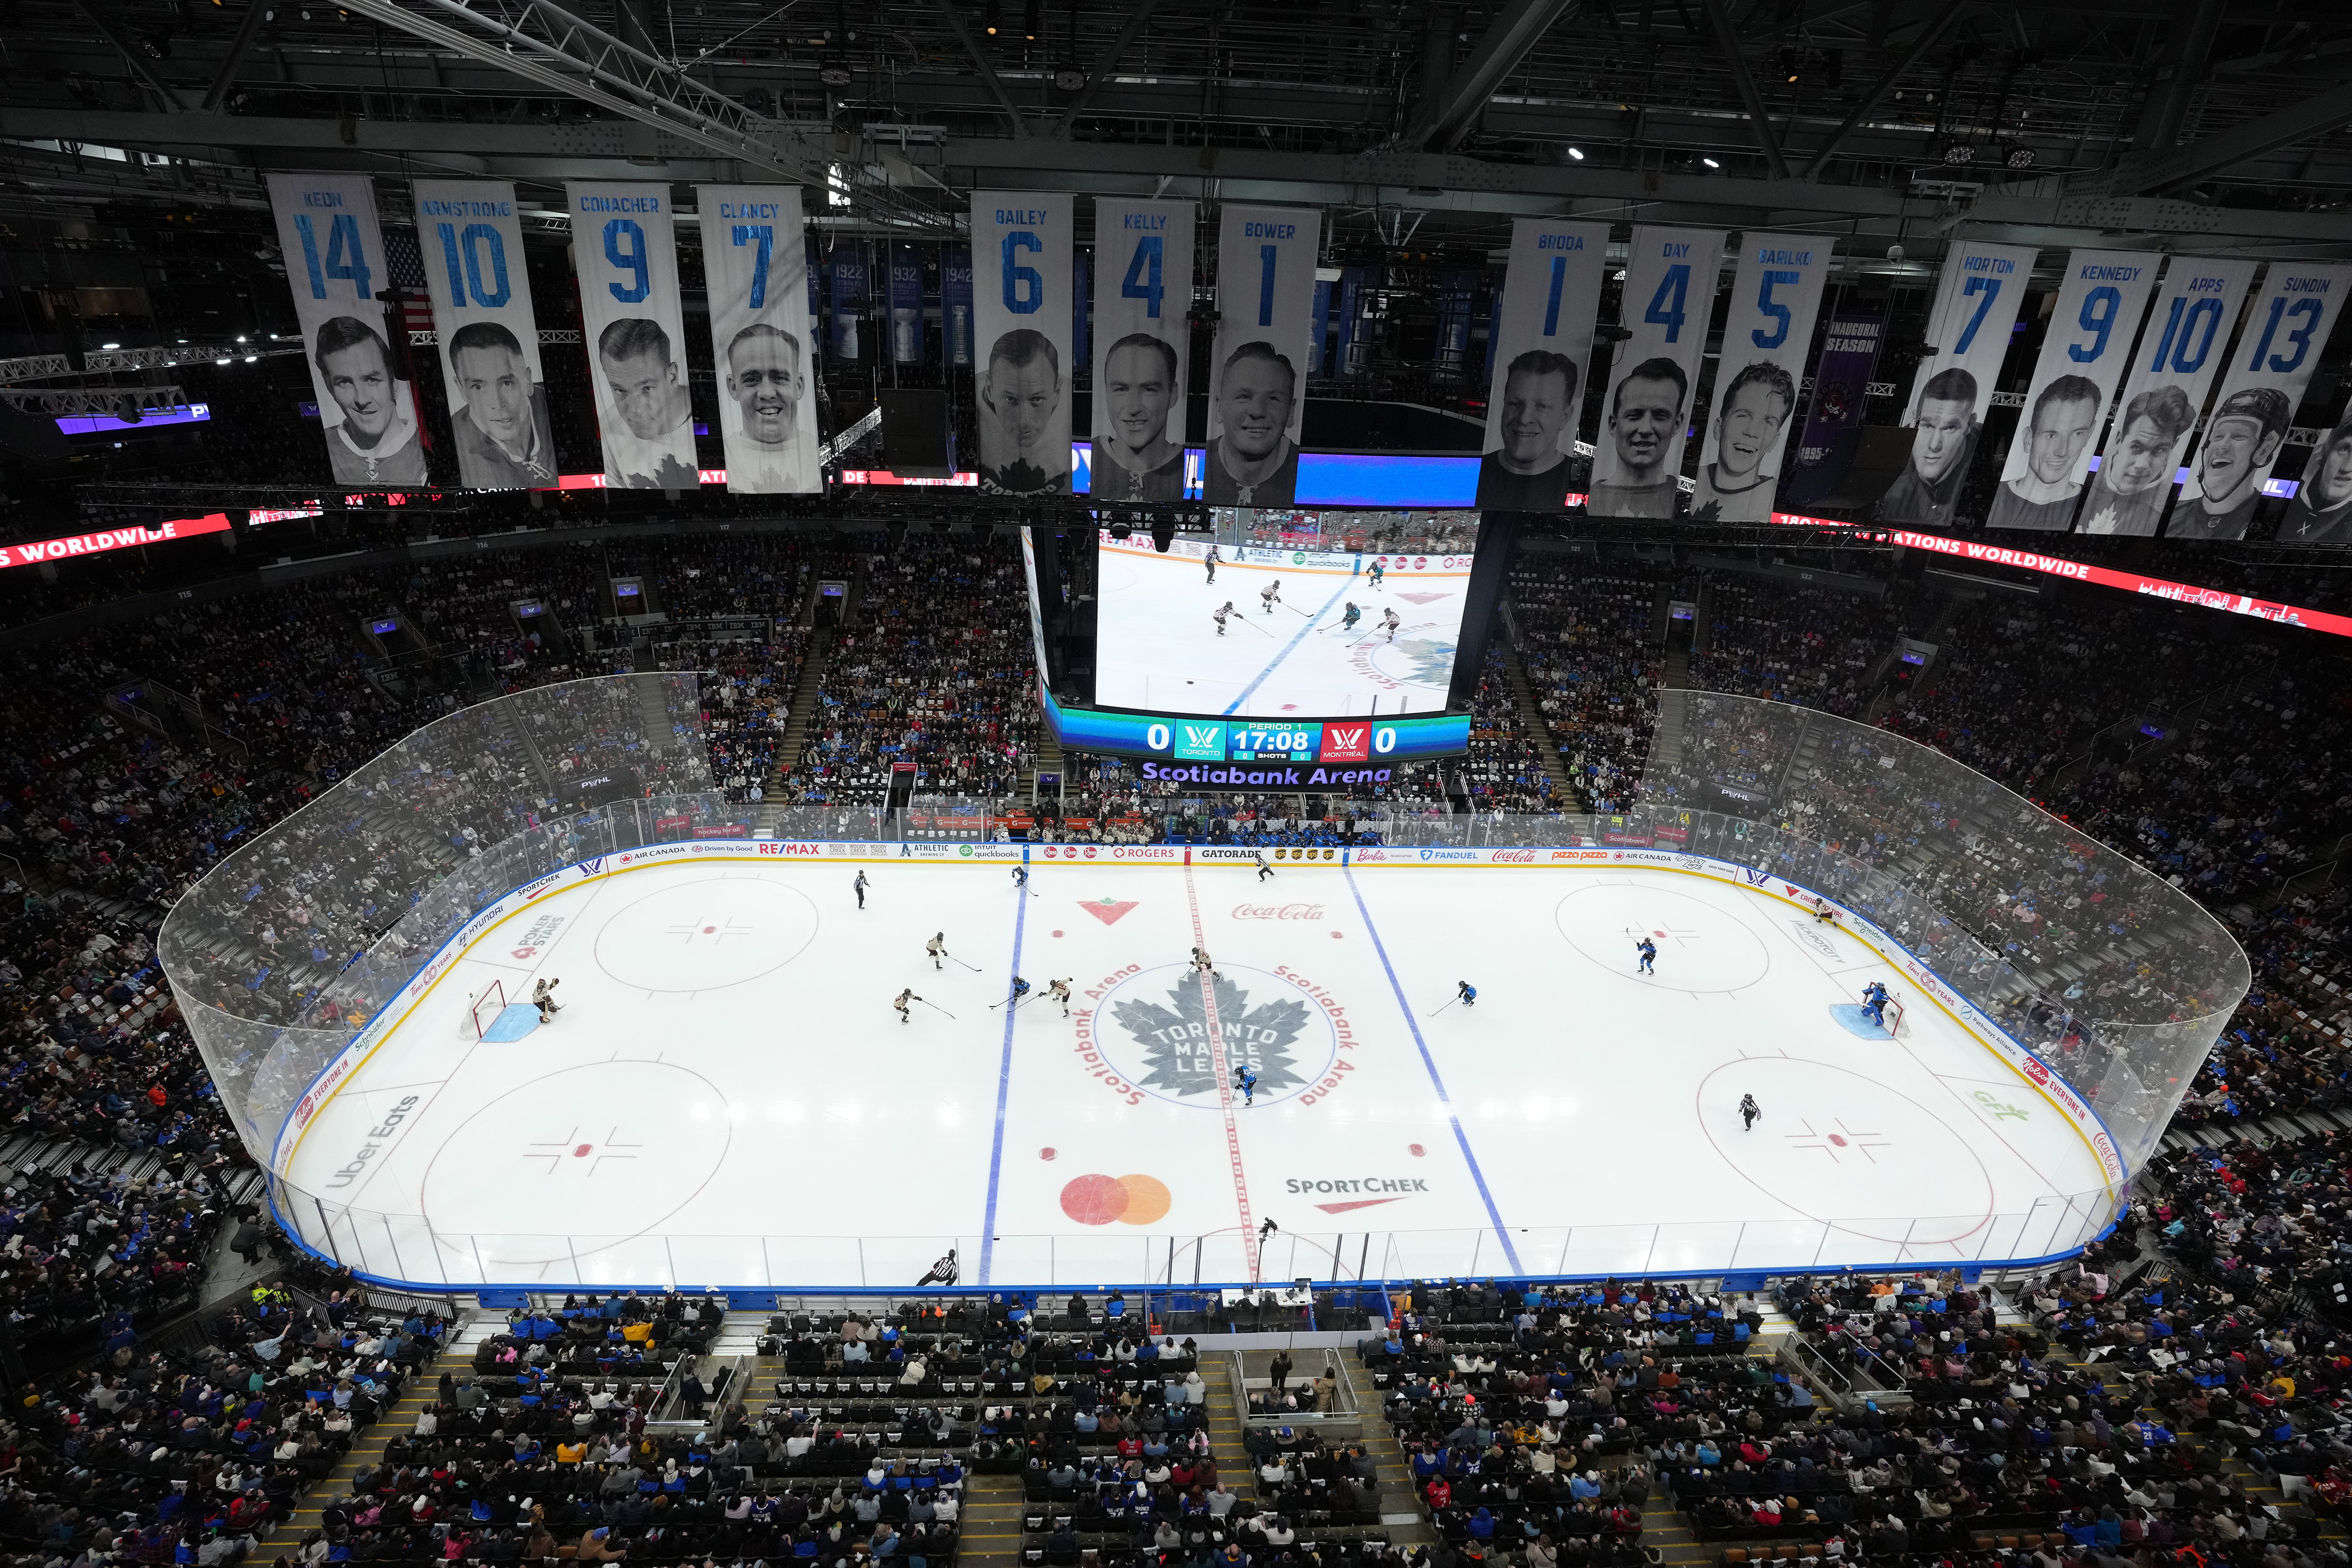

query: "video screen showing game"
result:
(1092, 510), (1481, 718)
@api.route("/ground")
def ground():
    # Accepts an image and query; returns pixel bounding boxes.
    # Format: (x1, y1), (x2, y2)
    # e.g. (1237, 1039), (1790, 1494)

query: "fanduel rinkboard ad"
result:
(268, 173), (429, 488)
(567, 181), (698, 490)
(1205, 203), (1322, 507)
(2078, 258), (2257, 537)
(1879, 240), (2037, 528)
(1089, 197), (1196, 503)
(2168, 262), (2352, 541)
(1987, 249), (2162, 532)
(971, 192), (1076, 495)
(1690, 233), (1834, 523)
(1589, 226), (1724, 519)
(697, 185), (820, 494)
(412, 180), (554, 492)
(1474, 218), (1608, 512)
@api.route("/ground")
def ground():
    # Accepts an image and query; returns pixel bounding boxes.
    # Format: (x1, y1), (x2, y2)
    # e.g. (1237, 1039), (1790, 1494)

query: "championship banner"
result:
(1879, 240), (2038, 528)
(1589, 225), (1725, 519)
(1474, 218), (1609, 511)
(566, 181), (697, 490)
(412, 180), (553, 492)
(971, 190), (1077, 494)
(1782, 307), (1883, 510)
(697, 185), (821, 494)
(1088, 197), (1196, 503)
(1987, 249), (2162, 531)
(942, 244), (974, 368)
(1205, 203), (1321, 506)
(887, 241), (924, 365)
(2169, 262), (2352, 540)
(1690, 232), (1835, 523)
(827, 245), (868, 361)
(2078, 258), (2255, 537)
(267, 174), (429, 488)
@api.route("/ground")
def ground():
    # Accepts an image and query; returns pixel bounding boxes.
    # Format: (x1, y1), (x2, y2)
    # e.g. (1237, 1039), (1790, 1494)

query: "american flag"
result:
(382, 230), (437, 337)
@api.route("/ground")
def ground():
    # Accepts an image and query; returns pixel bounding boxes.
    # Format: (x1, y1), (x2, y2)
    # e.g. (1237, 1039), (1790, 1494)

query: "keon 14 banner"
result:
(1474, 217), (1609, 512)
(1987, 249), (2163, 531)
(1205, 203), (1322, 507)
(1089, 197), (1197, 503)
(412, 180), (554, 492)
(1692, 232), (1835, 523)
(267, 173), (429, 488)
(567, 181), (698, 490)
(697, 185), (821, 494)
(2078, 258), (2257, 536)
(1589, 226), (1725, 519)
(1880, 240), (2039, 529)
(971, 191), (1076, 494)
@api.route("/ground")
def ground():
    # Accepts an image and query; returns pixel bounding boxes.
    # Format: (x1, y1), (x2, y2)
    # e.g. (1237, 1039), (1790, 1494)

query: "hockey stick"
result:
(1280, 601), (1313, 618)
(988, 992), (1035, 1012)
(1426, 997), (1460, 1018)
(949, 955), (984, 972)
(1226, 616), (1274, 637)
(917, 998), (958, 1020)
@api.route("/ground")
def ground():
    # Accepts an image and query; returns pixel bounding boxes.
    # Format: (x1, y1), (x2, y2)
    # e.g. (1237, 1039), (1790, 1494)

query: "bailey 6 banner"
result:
(1589, 226), (1725, 519)
(1205, 203), (1322, 506)
(1474, 217), (1609, 511)
(2077, 258), (2257, 537)
(412, 180), (553, 492)
(1089, 197), (1197, 503)
(268, 173), (429, 488)
(1987, 249), (2163, 531)
(567, 181), (697, 490)
(1690, 232), (1835, 523)
(971, 190), (1076, 494)
(697, 185), (820, 494)
(1880, 240), (2038, 529)
(2169, 261), (2352, 541)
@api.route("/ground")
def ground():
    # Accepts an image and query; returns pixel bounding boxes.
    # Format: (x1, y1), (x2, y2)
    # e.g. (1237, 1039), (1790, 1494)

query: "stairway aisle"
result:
(1337, 1348), (1434, 1546)
(1500, 641), (1575, 803)
(958, 1473), (1028, 1568)
(766, 637), (834, 814)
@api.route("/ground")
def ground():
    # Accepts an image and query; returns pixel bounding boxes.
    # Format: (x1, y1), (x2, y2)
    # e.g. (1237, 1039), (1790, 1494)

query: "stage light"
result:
(1566, 146), (1585, 160)
(1702, 157), (1719, 169)
(102, 342), (121, 349)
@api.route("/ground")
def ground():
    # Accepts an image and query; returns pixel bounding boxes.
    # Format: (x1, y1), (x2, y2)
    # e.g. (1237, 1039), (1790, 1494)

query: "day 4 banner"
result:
(1589, 226), (1725, 519)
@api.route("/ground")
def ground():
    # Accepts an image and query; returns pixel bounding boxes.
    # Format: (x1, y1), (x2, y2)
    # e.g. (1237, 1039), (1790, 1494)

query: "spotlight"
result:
(1151, 519), (1174, 553)
(101, 341), (121, 349)
(1565, 145), (1584, 161)
(1702, 157), (1720, 169)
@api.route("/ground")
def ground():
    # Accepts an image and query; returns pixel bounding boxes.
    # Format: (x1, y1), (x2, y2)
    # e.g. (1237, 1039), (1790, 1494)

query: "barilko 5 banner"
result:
(697, 185), (820, 494)
(1205, 203), (1322, 507)
(971, 191), (1076, 494)
(412, 180), (554, 492)
(1690, 232), (1835, 523)
(567, 180), (698, 490)
(1880, 240), (2039, 528)
(2077, 258), (2257, 537)
(1987, 249), (2163, 532)
(1589, 226), (1725, 519)
(1474, 218), (1609, 512)
(267, 173), (429, 488)
(2169, 261), (2352, 541)
(1089, 198), (1196, 503)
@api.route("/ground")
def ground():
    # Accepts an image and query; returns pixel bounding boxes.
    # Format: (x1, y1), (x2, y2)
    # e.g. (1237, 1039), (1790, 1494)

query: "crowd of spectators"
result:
(1509, 560), (1683, 813)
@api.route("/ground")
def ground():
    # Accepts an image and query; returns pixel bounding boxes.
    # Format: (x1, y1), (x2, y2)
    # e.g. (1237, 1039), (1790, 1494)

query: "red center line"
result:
(1181, 862), (1260, 1281)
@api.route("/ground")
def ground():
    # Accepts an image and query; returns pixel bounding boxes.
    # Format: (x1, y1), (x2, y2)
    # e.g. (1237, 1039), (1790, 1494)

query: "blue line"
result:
(1223, 574), (1358, 716)
(1343, 866), (1524, 1273)
(975, 866), (1031, 1286)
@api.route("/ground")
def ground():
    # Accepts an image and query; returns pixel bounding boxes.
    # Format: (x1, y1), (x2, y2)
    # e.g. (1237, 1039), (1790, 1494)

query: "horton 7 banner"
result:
(412, 180), (553, 492)
(267, 173), (428, 488)
(1880, 240), (2037, 529)
(1475, 217), (1608, 512)
(1589, 226), (1724, 519)
(1988, 249), (2161, 531)
(2078, 258), (2256, 536)
(971, 192), (1076, 494)
(1691, 232), (1834, 523)
(1206, 203), (1322, 507)
(567, 182), (697, 490)
(1089, 197), (1197, 503)
(697, 184), (820, 494)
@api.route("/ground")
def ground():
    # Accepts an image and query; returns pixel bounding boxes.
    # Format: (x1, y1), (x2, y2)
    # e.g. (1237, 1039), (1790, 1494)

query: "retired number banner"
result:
(1474, 218), (1609, 512)
(567, 180), (698, 490)
(268, 173), (429, 488)
(697, 185), (820, 494)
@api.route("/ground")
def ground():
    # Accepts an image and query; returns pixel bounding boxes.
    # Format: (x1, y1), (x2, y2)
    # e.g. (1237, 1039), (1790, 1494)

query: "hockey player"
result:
(894, 987), (919, 1025)
(1012, 864), (1030, 890)
(1739, 1092), (1762, 1131)
(1368, 560), (1386, 590)
(1254, 850), (1274, 883)
(1192, 946), (1222, 979)
(1009, 975), (1033, 1008)
(1214, 601), (1235, 637)
(1381, 607), (1402, 642)
(1260, 579), (1282, 614)
(1340, 602), (1362, 634)
(1047, 978), (1074, 1017)
(1813, 901), (1840, 924)
(1235, 1064), (1260, 1106)
(1204, 544), (1220, 583)
(854, 869), (870, 909)
(532, 977), (562, 1022)
(1456, 980), (1477, 1008)
(1636, 937), (1657, 975)
(1860, 980), (1892, 1028)
(927, 932), (948, 971)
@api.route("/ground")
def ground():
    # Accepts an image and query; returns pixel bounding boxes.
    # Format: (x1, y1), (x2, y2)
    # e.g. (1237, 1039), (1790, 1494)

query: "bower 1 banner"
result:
(1474, 217), (1608, 512)
(1589, 226), (1724, 519)
(971, 192), (1076, 494)
(1088, 197), (1196, 503)
(567, 181), (698, 489)
(697, 185), (820, 494)
(412, 180), (553, 492)
(1691, 232), (1834, 523)
(1879, 240), (2038, 528)
(267, 173), (429, 488)
(1205, 203), (1322, 507)
(2078, 258), (2257, 537)
(1987, 249), (2161, 531)
(2169, 262), (2352, 541)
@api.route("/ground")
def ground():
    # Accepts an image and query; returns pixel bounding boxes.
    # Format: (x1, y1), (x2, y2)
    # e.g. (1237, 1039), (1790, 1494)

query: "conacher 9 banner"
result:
(567, 180), (697, 490)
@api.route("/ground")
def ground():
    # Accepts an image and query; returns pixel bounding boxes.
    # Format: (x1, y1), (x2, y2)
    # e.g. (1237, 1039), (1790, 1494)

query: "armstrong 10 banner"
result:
(971, 190), (1076, 494)
(697, 184), (820, 494)
(1691, 232), (1834, 523)
(1475, 217), (1609, 512)
(1589, 226), (1725, 519)
(1206, 203), (1322, 507)
(412, 179), (554, 492)
(568, 181), (697, 490)
(1089, 196), (1197, 503)
(1988, 248), (2163, 532)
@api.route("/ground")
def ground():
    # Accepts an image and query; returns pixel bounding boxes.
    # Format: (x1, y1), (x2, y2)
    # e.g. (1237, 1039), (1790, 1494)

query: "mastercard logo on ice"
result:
(1060, 1172), (1172, 1226)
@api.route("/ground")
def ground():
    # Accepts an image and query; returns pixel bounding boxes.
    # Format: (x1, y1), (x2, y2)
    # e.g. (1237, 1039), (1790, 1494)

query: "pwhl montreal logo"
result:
(1100, 965), (1331, 1108)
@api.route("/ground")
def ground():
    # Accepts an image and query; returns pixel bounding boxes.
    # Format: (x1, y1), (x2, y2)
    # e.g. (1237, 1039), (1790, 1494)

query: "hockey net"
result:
(1880, 997), (1906, 1038)
(466, 979), (507, 1039)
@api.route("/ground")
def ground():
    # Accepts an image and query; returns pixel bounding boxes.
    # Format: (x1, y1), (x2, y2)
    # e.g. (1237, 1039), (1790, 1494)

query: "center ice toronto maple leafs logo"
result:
(1110, 971), (1311, 1102)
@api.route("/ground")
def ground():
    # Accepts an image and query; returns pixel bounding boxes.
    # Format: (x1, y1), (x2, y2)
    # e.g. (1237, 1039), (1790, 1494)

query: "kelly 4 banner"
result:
(1589, 226), (1725, 519)
(412, 180), (554, 492)
(971, 192), (1077, 495)
(1205, 203), (1322, 507)
(697, 185), (821, 494)
(567, 181), (698, 490)
(2078, 258), (2257, 537)
(1089, 197), (1197, 503)
(1474, 218), (1609, 513)
(1880, 240), (2038, 528)
(1987, 249), (2163, 532)
(1691, 233), (1835, 523)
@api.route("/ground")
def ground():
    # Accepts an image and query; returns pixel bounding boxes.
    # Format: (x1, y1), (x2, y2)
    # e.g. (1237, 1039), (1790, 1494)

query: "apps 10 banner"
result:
(1589, 226), (1725, 519)
(1089, 197), (1197, 503)
(2077, 258), (2257, 536)
(697, 185), (821, 494)
(412, 180), (554, 492)
(1880, 240), (2039, 529)
(1205, 203), (1322, 507)
(971, 192), (1077, 494)
(1474, 217), (1609, 512)
(2170, 262), (2352, 541)
(266, 173), (430, 488)
(567, 181), (698, 490)
(1987, 248), (2163, 532)
(1690, 232), (1835, 523)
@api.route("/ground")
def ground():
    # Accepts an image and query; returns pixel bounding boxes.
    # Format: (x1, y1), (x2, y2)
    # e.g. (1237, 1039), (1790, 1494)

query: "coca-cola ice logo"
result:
(1492, 848), (1536, 863)
(1231, 902), (1325, 921)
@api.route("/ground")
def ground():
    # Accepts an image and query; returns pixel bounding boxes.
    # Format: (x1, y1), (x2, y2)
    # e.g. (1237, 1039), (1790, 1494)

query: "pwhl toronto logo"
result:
(1108, 971), (1312, 1104)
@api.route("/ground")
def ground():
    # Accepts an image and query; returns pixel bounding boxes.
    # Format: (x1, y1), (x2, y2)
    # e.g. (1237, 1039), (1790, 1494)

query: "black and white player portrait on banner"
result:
(1090, 198), (1195, 503)
(2170, 262), (2352, 541)
(567, 181), (699, 491)
(2281, 415), (2352, 544)
(410, 180), (553, 492)
(267, 173), (429, 488)
(1986, 250), (2160, 532)
(1690, 233), (1833, 523)
(1588, 226), (1725, 519)
(1878, 240), (2037, 528)
(697, 185), (821, 494)
(1474, 219), (1608, 511)
(2078, 259), (2255, 536)
(1205, 204), (1321, 507)
(972, 192), (1075, 494)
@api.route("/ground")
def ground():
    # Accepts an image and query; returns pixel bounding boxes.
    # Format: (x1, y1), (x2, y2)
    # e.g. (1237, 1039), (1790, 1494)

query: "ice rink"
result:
(1092, 538), (1470, 717)
(281, 853), (2118, 1290)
